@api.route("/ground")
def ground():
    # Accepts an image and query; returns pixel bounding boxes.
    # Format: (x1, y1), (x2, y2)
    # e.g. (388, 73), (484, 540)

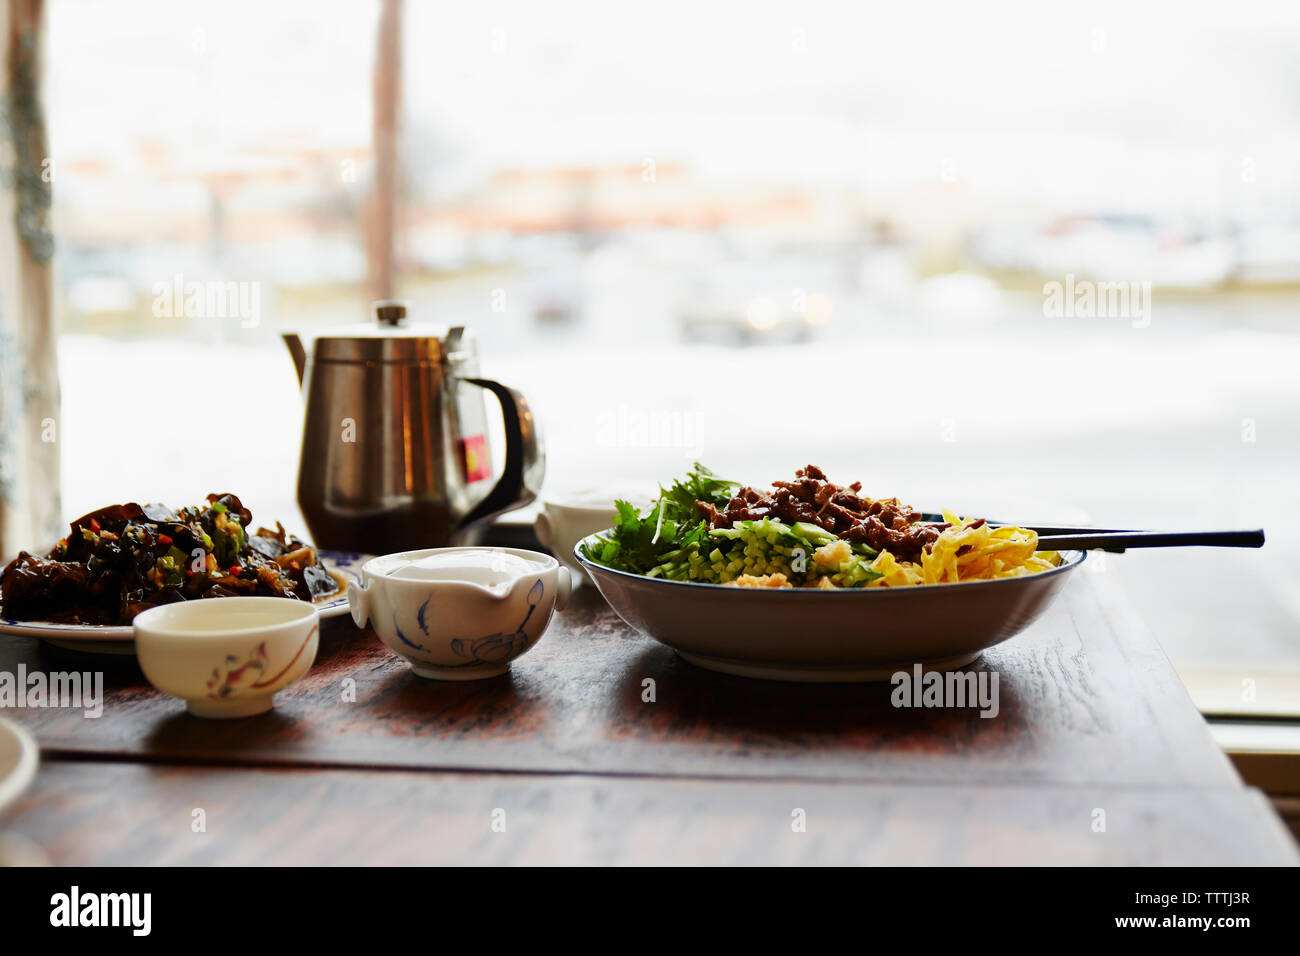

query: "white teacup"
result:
(134, 597), (321, 719)
(535, 491), (651, 582)
(348, 547), (570, 680)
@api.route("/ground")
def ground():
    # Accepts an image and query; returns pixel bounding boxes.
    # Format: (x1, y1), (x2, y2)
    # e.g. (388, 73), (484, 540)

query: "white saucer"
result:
(0, 716), (38, 816)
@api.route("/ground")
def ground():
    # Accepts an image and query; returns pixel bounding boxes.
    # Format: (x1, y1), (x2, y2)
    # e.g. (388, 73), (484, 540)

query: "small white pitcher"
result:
(348, 547), (570, 680)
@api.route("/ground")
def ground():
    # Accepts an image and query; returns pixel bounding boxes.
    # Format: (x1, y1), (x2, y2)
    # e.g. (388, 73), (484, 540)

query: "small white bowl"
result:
(534, 491), (651, 583)
(349, 547), (569, 680)
(134, 597), (320, 718)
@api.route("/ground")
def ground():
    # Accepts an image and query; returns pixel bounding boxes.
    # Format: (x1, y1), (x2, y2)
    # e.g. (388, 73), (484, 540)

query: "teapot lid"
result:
(305, 301), (478, 365)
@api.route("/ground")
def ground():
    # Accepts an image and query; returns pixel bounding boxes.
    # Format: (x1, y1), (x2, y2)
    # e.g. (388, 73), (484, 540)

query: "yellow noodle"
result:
(869, 512), (1060, 588)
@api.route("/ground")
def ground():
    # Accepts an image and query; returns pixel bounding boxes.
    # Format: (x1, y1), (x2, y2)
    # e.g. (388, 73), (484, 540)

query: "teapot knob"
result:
(373, 299), (409, 326)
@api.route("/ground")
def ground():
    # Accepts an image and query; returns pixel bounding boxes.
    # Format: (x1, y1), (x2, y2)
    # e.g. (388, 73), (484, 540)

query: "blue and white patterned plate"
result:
(0, 550), (369, 654)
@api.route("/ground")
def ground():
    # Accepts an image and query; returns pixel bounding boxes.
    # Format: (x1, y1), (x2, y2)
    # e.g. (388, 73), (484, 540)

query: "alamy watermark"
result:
(152, 273), (261, 328)
(891, 663), (999, 718)
(1043, 273), (1151, 328)
(50, 886), (150, 936)
(594, 403), (705, 456)
(0, 665), (103, 718)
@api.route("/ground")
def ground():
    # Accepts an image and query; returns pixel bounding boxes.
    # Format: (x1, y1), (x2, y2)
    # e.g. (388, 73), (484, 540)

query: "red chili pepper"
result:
(157, 534), (173, 546)
(229, 565), (242, 576)
(89, 518), (101, 533)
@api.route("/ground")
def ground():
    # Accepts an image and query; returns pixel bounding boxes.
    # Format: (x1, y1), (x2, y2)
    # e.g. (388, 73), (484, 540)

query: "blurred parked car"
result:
(676, 257), (836, 345)
(967, 215), (1238, 289)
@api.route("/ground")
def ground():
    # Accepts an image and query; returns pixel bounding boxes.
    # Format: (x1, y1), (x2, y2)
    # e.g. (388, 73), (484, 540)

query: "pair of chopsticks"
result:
(1021, 525), (1265, 553)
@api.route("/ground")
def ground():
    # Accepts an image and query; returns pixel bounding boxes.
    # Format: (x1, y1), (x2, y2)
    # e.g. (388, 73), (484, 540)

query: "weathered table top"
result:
(2, 568), (1296, 864)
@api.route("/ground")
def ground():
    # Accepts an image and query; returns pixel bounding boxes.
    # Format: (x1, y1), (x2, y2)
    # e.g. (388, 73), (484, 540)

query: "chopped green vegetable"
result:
(579, 464), (882, 587)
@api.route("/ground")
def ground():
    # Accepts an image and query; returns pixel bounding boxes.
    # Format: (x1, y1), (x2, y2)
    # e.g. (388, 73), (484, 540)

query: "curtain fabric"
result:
(0, 0), (59, 557)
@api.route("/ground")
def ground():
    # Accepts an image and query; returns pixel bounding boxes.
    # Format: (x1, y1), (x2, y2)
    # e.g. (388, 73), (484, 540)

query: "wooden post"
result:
(367, 0), (401, 302)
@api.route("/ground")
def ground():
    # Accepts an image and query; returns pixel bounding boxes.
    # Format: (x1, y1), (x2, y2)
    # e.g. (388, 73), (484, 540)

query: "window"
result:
(47, 0), (1300, 712)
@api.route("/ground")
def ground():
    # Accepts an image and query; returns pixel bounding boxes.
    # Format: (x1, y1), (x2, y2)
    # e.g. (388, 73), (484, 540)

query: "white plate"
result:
(0, 716), (38, 816)
(0, 550), (369, 654)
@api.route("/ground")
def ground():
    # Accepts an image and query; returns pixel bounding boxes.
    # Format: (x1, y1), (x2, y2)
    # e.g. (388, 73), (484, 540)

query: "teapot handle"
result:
(459, 378), (544, 529)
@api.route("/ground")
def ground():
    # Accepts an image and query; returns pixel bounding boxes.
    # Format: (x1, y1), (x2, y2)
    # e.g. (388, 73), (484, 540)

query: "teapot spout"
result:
(282, 333), (307, 387)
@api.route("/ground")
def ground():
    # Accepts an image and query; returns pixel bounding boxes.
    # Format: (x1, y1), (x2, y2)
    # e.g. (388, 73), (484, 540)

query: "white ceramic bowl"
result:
(348, 547), (569, 680)
(134, 597), (321, 718)
(534, 491), (652, 583)
(577, 533), (1085, 682)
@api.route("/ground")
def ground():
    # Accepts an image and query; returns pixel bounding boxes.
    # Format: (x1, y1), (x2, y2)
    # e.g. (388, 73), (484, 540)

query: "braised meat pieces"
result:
(0, 493), (339, 625)
(694, 464), (947, 561)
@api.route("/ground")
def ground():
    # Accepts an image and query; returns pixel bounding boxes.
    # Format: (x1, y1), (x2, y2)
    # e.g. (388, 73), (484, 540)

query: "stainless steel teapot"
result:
(283, 301), (543, 554)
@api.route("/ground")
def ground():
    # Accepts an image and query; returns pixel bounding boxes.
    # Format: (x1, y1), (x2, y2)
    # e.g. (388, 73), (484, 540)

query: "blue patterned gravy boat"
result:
(348, 547), (570, 679)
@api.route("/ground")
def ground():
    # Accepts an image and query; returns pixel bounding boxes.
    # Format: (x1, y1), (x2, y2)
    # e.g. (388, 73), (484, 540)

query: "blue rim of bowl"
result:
(574, 530), (1086, 594)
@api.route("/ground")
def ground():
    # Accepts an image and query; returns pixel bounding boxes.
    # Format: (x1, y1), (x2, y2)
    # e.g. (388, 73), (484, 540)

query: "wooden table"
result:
(1, 568), (1296, 865)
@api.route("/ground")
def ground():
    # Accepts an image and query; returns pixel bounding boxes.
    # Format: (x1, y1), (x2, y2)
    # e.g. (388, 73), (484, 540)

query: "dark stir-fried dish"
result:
(0, 493), (340, 625)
